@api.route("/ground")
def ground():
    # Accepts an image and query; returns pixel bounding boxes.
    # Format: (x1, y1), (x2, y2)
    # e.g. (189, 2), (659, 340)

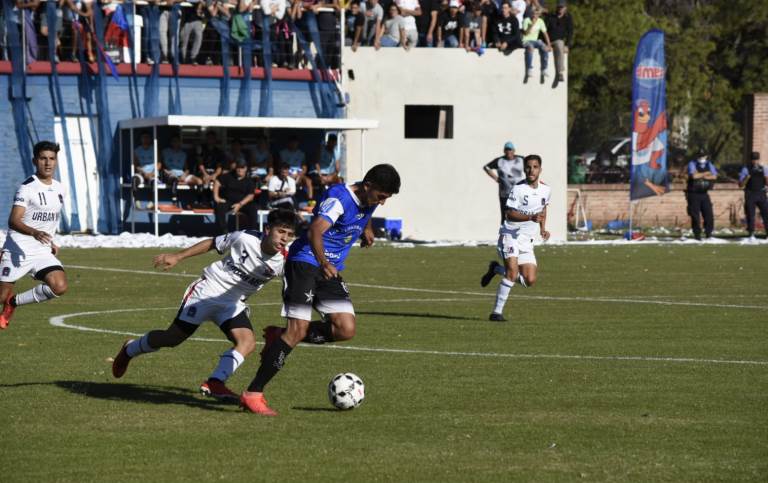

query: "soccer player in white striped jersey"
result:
(0, 141), (68, 330)
(110, 209), (299, 400)
(481, 154), (550, 322)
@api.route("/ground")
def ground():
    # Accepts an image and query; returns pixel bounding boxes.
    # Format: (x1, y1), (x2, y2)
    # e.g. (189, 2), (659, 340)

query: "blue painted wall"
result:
(0, 72), (329, 231)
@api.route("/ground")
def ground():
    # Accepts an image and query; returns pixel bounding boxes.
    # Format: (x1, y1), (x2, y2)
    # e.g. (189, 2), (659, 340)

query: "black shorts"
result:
(282, 260), (354, 320)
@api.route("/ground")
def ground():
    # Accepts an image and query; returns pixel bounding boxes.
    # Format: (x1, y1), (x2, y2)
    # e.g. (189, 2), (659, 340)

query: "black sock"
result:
(302, 320), (335, 344)
(247, 338), (293, 392)
(9, 296), (17, 308)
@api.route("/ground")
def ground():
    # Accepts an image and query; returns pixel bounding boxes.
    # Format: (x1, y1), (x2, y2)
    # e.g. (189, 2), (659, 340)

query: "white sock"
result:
(13, 284), (57, 306)
(493, 264), (506, 277)
(493, 278), (515, 314)
(125, 333), (157, 358)
(209, 349), (245, 383)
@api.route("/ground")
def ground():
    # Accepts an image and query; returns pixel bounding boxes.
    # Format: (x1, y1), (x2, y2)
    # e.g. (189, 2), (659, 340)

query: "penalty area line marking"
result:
(48, 307), (768, 367)
(68, 264), (768, 311)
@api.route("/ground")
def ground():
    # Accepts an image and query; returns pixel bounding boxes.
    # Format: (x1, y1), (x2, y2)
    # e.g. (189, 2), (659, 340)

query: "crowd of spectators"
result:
(1, 0), (573, 79)
(132, 130), (339, 233)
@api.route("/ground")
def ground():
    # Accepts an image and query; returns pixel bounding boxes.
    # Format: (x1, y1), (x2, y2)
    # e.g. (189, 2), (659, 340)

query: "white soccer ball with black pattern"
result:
(327, 373), (365, 410)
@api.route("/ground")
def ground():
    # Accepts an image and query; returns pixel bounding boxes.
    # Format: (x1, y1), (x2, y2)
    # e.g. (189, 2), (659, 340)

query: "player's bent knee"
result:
(334, 323), (355, 341)
(50, 281), (68, 296)
(525, 276), (537, 287)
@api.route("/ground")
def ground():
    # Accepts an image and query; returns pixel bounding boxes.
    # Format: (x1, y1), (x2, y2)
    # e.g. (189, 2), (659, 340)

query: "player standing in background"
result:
(240, 164), (401, 416)
(0, 141), (68, 330)
(111, 209), (299, 399)
(481, 154), (550, 322)
(483, 141), (525, 224)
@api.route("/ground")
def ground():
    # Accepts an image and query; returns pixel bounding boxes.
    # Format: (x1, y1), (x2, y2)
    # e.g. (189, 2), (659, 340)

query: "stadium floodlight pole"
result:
(153, 124), (159, 237)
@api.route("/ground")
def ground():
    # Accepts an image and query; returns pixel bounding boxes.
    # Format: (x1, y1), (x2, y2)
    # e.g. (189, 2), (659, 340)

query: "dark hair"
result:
(279, 162), (290, 171)
(363, 164), (401, 194)
(524, 154), (542, 166)
(751, 151), (760, 161)
(267, 208), (300, 231)
(327, 134), (338, 142)
(33, 141), (60, 158)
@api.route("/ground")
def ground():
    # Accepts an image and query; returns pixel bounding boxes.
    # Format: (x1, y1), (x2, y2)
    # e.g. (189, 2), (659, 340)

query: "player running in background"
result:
(111, 209), (299, 399)
(0, 141), (68, 330)
(480, 154), (550, 322)
(240, 164), (401, 416)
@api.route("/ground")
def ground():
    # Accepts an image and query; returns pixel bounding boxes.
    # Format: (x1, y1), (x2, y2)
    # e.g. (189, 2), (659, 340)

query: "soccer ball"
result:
(327, 373), (365, 410)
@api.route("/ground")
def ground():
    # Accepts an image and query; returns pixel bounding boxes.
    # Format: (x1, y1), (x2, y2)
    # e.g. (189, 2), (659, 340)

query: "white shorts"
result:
(176, 278), (249, 326)
(497, 233), (537, 266)
(0, 250), (64, 283)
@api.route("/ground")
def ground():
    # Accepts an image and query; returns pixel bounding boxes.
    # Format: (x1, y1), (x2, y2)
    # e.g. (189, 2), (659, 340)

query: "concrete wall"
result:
(746, 93), (768, 161)
(568, 183), (747, 229)
(342, 47), (568, 242)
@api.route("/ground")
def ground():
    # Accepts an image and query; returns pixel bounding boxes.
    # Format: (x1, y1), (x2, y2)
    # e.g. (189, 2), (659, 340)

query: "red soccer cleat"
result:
(200, 379), (239, 400)
(260, 325), (285, 361)
(0, 292), (16, 330)
(112, 339), (133, 378)
(240, 391), (278, 416)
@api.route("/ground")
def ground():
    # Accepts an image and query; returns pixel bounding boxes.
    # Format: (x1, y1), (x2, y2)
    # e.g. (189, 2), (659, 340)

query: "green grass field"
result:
(1, 244), (766, 482)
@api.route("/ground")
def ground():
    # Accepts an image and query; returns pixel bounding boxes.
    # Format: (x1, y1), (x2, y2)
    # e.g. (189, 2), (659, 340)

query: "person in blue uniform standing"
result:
(685, 150), (718, 240)
(239, 164), (401, 416)
(739, 151), (768, 241)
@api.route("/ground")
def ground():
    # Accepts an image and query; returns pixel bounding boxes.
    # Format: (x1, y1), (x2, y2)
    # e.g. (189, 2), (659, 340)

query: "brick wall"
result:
(567, 183), (746, 229)
(748, 93), (768, 161)
(0, 73), (328, 230)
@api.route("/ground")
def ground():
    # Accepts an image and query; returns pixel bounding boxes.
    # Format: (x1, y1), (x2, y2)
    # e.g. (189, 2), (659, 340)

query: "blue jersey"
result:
(288, 183), (376, 270)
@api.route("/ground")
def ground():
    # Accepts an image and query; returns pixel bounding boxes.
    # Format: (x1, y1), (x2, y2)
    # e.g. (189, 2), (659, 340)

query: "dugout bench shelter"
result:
(118, 115), (379, 236)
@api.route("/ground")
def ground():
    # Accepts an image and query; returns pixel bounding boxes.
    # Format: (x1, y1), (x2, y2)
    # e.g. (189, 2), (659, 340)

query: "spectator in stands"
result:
(228, 138), (249, 171)
(739, 151), (768, 241)
(395, 0), (420, 50)
(312, 0), (341, 69)
(40, 0), (65, 62)
(477, 0), (496, 47)
(545, 0), (572, 88)
(134, 132), (158, 186)
(279, 136), (313, 199)
(416, 0), (439, 47)
(261, 0), (291, 68)
(213, 160), (257, 233)
(483, 140), (524, 223)
(196, 130), (226, 185)
(437, 0), (462, 48)
(375, 3), (407, 50)
(345, 1), (365, 51)
(63, 0), (94, 62)
(181, 0), (205, 64)
(313, 134), (341, 187)
(494, 2), (521, 55)
(521, 7), (551, 84)
(248, 136), (273, 183)
(510, 0), (525, 28)
(0, 4), (5, 61)
(462, 2), (483, 51)
(156, 0), (182, 63)
(685, 150), (717, 240)
(268, 163), (297, 210)
(13, 0), (39, 64)
(361, 0), (384, 46)
(162, 135), (204, 189)
(568, 156), (587, 184)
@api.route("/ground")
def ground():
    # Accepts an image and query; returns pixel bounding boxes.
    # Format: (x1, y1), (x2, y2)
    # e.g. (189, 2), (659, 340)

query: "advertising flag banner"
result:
(630, 29), (669, 200)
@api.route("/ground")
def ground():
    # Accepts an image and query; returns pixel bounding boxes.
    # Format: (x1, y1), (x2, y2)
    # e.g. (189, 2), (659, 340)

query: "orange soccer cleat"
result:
(240, 391), (278, 416)
(200, 379), (239, 400)
(0, 293), (16, 330)
(112, 340), (133, 378)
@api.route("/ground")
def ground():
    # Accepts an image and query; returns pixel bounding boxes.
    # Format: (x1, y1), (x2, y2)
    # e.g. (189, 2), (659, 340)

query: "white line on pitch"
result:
(49, 308), (768, 367)
(67, 264), (768, 311)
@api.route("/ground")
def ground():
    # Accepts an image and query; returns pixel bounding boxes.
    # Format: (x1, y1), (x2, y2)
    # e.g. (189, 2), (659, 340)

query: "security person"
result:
(483, 141), (525, 223)
(739, 151), (768, 240)
(686, 150), (718, 240)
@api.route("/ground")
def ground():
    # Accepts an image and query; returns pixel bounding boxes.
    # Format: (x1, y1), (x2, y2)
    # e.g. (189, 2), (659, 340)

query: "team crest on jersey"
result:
(2, 267), (9, 277)
(59, 194), (64, 204)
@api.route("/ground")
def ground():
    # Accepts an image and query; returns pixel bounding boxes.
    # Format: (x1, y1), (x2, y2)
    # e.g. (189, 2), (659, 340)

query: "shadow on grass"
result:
(53, 380), (234, 412)
(356, 310), (482, 321)
(291, 406), (338, 412)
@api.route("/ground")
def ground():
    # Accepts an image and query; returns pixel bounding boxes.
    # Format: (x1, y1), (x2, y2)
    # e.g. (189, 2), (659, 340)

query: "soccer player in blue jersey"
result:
(240, 164), (401, 416)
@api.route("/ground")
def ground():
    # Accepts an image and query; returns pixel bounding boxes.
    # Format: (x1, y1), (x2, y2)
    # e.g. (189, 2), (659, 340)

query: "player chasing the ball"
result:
(1, 141), (69, 330)
(480, 154), (550, 322)
(111, 209), (300, 400)
(239, 164), (401, 416)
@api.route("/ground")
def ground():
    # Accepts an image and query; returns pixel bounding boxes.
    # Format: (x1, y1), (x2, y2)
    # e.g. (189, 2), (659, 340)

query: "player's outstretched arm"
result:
(153, 239), (216, 271)
(308, 217), (337, 279)
(8, 206), (52, 245)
